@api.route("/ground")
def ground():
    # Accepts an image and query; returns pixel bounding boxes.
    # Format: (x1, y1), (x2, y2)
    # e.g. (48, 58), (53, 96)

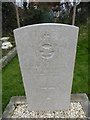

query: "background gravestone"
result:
(14, 23), (79, 111)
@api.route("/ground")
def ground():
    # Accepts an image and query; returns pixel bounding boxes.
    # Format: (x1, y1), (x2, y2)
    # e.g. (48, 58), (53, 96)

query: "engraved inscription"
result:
(42, 44), (52, 49)
(47, 98), (51, 100)
(41, 87), (55, 90)
(42, 33), (50, 40)
(40, 44), (54, 59)
(39, 33), (55, 59)
(41, 87), (55, 101)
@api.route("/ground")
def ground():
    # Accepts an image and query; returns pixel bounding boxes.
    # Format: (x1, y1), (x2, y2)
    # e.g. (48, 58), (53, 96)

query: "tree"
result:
(15, 3), (20, 28)
(72, 1), (77, 25)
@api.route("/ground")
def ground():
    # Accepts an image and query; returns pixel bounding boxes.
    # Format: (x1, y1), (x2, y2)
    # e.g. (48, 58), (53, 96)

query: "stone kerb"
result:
(2, 94), (90, 119)
(0, 47), (17, 70)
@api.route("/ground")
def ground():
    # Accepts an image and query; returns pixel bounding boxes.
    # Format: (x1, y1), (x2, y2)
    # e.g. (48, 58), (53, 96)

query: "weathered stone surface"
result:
(14, 23), (79, 111)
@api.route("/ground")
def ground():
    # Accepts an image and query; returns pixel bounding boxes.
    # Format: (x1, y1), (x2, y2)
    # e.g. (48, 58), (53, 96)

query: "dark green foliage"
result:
(57, 2), (72, 24)
(88, 2), (90, 17)
(58, 2), (89, 25)
(22, 7), (54, 26)
(76, 2), (88, 25)
(2, 2), (17, 35)
(2, 2), (90, 35)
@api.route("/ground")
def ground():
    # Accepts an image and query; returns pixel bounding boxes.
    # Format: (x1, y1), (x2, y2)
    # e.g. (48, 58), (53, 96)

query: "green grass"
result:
(2, 56), (25, 112)
(0, 71), (2, 117)
(72, 24), (88, 93)
(2, 23), (89, 112)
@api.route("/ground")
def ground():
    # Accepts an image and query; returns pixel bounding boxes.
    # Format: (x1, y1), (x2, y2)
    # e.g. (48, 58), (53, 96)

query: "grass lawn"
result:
(72, 24), (88, 93)
(2, 56), (25, 112)
(2, 23), (89, 112)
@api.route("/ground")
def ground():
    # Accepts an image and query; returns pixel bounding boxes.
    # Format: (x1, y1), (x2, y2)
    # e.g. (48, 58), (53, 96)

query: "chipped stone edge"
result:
(2, 94), (90, 119)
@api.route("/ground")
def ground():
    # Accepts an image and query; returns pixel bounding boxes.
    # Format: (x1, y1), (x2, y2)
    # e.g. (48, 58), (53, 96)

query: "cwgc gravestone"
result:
(14, 23), (79, 111)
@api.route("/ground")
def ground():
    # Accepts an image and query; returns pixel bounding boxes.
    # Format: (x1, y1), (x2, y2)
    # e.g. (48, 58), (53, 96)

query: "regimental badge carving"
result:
(41, 33), (50, 40)
(40, 44), (54, 59)
(39, 32), (54, 59)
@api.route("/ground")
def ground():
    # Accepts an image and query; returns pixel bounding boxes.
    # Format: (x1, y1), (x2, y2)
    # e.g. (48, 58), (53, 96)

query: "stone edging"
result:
(2, 94), (90, 119)
(0, 47), (17, 70)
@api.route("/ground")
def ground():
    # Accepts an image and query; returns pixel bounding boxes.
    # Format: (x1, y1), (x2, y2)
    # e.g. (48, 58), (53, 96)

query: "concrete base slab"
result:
(2, 94), (90, 119)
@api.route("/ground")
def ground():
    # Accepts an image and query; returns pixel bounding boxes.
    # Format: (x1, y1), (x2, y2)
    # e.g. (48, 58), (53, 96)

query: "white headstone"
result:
(14, 23), (79, 111)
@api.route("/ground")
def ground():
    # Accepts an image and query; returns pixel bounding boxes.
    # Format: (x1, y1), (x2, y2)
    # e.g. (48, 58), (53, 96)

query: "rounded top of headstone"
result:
(14, 23), (79, 32)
